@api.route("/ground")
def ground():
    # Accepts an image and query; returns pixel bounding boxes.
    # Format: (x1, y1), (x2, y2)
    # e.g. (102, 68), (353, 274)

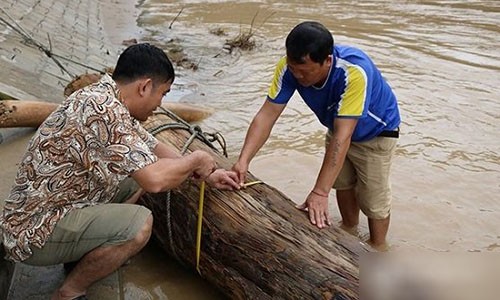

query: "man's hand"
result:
(232, 160), (249, 187)
(191, 150), (217, 180)
(296, 191), (331, 229)
(206, 169), (240, 190)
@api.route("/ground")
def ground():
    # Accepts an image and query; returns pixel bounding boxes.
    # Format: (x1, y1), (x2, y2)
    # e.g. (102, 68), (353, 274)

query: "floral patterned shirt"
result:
(0, 74), (158, 262)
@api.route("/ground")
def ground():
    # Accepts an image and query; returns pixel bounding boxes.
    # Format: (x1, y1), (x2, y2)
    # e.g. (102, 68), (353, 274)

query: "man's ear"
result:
(138, 78), (153, 97)
(325, 55), (333, 67)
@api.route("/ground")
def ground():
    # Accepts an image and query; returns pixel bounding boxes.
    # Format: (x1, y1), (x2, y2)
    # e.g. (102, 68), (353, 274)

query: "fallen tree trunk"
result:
(0, 100), (213, 128)
(0, 100), (57, 128)
(140, 112), (370, 300)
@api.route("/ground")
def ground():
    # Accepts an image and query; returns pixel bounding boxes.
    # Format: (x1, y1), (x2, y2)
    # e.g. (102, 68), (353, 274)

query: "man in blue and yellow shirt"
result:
(232, 21), (400, 250)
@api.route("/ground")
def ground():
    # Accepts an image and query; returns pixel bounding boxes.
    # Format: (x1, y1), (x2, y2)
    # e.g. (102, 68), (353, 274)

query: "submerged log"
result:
(140, 112), (370, 300)
(0, 100), (213, 128)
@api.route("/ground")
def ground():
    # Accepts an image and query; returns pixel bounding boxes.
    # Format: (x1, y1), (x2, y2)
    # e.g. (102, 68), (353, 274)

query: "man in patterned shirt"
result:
(232, 22), (400, 251)
(0, 43), (239, 300)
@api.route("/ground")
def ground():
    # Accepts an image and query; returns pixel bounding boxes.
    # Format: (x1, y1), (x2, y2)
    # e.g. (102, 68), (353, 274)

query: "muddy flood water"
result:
(2, 0), (499, 299)
(113, 0), (500, 298)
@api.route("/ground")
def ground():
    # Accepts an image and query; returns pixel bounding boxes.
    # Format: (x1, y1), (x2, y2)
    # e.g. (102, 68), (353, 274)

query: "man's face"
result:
(131, 79), (172, 121)
(286, 55), (332, 87)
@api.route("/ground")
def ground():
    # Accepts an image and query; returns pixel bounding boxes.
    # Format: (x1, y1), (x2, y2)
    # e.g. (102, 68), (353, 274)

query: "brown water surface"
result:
(121, 0), (500, 297)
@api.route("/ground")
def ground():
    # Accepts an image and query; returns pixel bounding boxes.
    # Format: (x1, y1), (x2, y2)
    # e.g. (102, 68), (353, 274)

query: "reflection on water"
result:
(124, 0), (500, 297)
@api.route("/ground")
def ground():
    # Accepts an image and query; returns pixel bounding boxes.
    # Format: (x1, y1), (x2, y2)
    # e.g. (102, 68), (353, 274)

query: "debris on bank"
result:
(221, 10), (275, 53)
(166, 43), (199, 71)
(223, 30), (256, 53)
(209, 28), (227, 36)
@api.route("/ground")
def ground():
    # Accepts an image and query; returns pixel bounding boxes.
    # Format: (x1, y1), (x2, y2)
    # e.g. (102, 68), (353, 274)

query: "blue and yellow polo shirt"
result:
(267, 45), (400, 142)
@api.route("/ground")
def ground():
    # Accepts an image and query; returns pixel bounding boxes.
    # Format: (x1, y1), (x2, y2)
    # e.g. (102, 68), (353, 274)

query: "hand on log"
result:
(205, 169), (240, 190)
(297, 191), (332, 229)
(191, 150), (217, 180)
(232, 159), (249, 187)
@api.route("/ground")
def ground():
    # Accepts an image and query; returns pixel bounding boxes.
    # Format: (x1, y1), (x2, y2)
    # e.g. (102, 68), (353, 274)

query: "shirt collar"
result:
(99, 73), (120, 99)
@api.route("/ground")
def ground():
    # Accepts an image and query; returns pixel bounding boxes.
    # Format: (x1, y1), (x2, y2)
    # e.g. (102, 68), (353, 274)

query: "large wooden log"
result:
(0, 100), (213, 128)
(0, 100), (58, 128)
(140, 112), (370, 300)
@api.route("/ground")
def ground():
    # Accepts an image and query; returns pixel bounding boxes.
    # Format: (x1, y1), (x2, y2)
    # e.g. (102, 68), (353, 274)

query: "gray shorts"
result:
(23, 178), (151, 266)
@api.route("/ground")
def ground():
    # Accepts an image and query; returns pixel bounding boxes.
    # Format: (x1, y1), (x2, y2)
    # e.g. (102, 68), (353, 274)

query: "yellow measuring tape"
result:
(195, 179), (263, 274)
(241, 180), (263, 188)
(195, 181), (205, 274)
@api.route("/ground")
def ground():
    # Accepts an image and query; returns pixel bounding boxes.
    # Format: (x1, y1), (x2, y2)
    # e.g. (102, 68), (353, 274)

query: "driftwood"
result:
(63, 73), (104, 97)
(140, 112), (370, 300)
(0, 100), (58, 128)
(0, 100), (213, 128)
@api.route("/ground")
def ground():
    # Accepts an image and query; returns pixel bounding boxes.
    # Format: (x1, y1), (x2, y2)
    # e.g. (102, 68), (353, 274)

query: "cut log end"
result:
(0, 100), (58, 128)
(0, 102), (14, 127)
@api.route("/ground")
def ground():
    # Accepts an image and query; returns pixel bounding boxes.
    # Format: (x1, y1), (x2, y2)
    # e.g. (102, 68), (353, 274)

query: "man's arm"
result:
(131, 150), (215, 193)
(297, 117), (358, 228)
(314, 118), (357, 194)
(150, 142), (239, 190)
(233, 100), (286, 184)
(153, 141), (181, 159)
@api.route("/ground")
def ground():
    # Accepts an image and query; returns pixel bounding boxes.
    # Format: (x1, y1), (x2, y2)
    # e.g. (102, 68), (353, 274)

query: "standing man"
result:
(232, 21), (400, 250)
(1, 43), (239, 300)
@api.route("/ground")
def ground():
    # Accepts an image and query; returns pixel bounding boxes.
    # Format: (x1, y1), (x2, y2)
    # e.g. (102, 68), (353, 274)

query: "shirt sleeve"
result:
(83, 96), (158, 175)
(133, 119), (159, 151)
(267, 57), (296, 104)
(337, 64), (370, 118)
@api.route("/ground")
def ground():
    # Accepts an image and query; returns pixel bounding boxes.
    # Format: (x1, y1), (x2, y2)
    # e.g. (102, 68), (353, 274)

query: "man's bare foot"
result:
(51, 288), (86, 300)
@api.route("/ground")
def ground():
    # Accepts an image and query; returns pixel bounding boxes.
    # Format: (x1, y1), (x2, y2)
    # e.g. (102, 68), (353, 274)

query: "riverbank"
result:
(0, 0), (125, 144)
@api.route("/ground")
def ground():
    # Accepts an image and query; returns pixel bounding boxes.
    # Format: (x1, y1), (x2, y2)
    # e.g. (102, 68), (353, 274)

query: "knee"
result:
(357, 189), (391, 219)
(360, 203), (390, 219)
(132, 214), (153, 247)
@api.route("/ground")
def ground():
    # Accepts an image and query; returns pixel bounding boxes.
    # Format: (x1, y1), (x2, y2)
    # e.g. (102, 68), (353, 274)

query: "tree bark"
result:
(0, 100), (58, 128)
(140, 112), (370, 300)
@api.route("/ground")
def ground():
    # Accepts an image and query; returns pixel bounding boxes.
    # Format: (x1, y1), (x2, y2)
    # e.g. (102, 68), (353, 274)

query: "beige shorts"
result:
(326, 131), (397, 219)
(23, 178), (151, 266)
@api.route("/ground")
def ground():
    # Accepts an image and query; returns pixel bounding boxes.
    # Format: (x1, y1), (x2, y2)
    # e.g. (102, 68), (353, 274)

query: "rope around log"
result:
(146, 106), (227, 271)
(151, 106), (228, 157)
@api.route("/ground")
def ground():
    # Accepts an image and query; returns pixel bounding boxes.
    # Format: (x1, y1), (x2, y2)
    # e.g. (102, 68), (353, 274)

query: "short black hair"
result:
(112, 43), (175, 86)
(285, 21), (334, 64)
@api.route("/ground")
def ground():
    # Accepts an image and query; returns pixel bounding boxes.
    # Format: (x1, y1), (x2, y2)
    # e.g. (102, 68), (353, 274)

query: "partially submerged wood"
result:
(0, 100), (213, 128)
(161, 102), (213, 123)
(140, 112), (370, 299)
